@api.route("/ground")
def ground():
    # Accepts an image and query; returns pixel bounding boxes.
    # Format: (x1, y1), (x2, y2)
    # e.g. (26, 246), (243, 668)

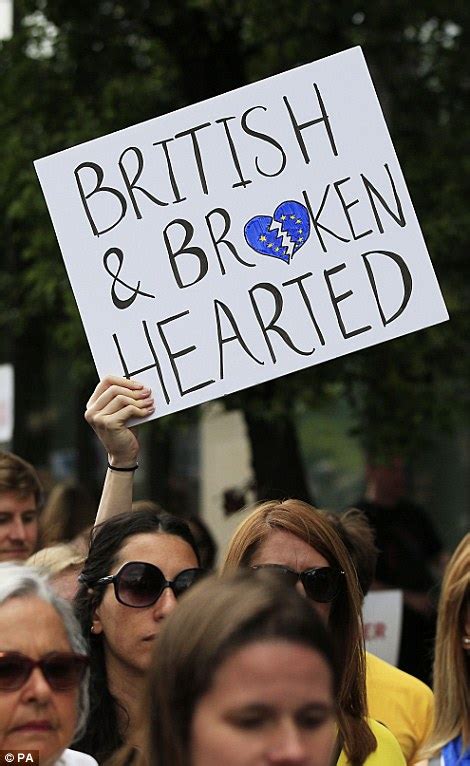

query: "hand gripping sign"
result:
(35, 47), (448, 420)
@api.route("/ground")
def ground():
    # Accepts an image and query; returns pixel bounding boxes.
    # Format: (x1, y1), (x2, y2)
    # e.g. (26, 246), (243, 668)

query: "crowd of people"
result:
(0, 374), (468, 766)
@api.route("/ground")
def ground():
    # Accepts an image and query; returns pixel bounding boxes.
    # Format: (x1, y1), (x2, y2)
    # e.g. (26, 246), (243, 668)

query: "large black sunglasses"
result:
(0, 652), (88, 692)
(92, 561), (206, 608)
(251, 564), (345, 603)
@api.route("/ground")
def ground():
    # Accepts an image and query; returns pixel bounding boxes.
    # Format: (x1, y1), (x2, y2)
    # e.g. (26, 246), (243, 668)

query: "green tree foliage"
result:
(0, 0), (468, 476)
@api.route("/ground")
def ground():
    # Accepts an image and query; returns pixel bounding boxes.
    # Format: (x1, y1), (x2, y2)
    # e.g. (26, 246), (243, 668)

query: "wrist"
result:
(107, 461), (138, 472)
(107, 453), (139, 470)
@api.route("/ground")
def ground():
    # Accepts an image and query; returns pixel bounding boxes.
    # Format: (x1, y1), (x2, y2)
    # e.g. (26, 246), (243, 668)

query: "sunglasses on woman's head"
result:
(0, 652), (88, 692)
(92, 561), (206, 608)
(251, 564), (345, 603)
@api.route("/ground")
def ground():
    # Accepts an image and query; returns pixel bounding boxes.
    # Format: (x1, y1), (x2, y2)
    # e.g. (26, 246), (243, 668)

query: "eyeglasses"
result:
(0, 652), (88, 692)
(251, 564), (345, 603)
(92, 561), (206, 608)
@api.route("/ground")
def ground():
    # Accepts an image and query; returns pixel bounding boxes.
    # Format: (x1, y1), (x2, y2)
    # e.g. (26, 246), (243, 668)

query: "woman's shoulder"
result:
(58, 750), (99, 766)
(337, 718), (406, 765)
(366, 719), (407, 764)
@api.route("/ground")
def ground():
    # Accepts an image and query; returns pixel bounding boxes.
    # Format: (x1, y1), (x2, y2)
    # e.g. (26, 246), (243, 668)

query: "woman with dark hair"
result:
(222, 499), (406, 766)
(73, 508), (205, 762)
(149, 570), (340, 766)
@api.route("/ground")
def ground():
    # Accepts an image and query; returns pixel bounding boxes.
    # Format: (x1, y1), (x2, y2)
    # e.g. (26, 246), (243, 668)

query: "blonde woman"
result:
(28, 543), (86, 601)
(421, 533), (470, 766)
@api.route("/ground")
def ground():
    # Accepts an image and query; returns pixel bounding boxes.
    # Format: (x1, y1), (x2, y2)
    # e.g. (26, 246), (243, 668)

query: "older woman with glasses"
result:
(0, 563), (95, 766)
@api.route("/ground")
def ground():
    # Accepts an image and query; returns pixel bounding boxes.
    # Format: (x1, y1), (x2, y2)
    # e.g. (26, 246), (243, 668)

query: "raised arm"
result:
(85, 376), (154, 526)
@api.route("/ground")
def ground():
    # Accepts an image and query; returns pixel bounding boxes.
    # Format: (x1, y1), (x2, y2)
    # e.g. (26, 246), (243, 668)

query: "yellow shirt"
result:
(337, 718), (406, 765)
(366, 652), (434, 764)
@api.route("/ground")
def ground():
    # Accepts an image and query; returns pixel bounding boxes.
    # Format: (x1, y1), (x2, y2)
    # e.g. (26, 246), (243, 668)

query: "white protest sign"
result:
(35, 46), (448, 420)
(363, 589), (403, 666)
(0, 364), (14, 443)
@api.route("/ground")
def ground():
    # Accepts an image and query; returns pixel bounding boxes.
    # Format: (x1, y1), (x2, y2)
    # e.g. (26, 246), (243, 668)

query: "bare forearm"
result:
(85, 375), (154, 528)
(95, 468), (135, 525)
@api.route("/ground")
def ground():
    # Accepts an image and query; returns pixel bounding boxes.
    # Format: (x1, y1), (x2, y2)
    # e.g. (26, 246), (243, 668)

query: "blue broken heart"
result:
(244, 200), (311, 264)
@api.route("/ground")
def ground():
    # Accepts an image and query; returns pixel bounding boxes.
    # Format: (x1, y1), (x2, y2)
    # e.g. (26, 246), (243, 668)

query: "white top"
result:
(57, 750), (98, 766)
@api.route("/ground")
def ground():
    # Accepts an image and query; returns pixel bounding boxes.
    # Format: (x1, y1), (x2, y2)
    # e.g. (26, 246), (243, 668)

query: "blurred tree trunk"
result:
(244, 409), (313, 503)
(240, 378), (313, 503)
(147, 421), (172, 511)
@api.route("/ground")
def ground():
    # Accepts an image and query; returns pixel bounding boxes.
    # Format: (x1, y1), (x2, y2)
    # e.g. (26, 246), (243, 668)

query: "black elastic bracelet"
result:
(107, 462), (139, 472)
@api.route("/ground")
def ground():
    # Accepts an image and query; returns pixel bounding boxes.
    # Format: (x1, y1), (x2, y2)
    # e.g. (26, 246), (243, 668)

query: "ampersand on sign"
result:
(103, 247), (156, 309)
